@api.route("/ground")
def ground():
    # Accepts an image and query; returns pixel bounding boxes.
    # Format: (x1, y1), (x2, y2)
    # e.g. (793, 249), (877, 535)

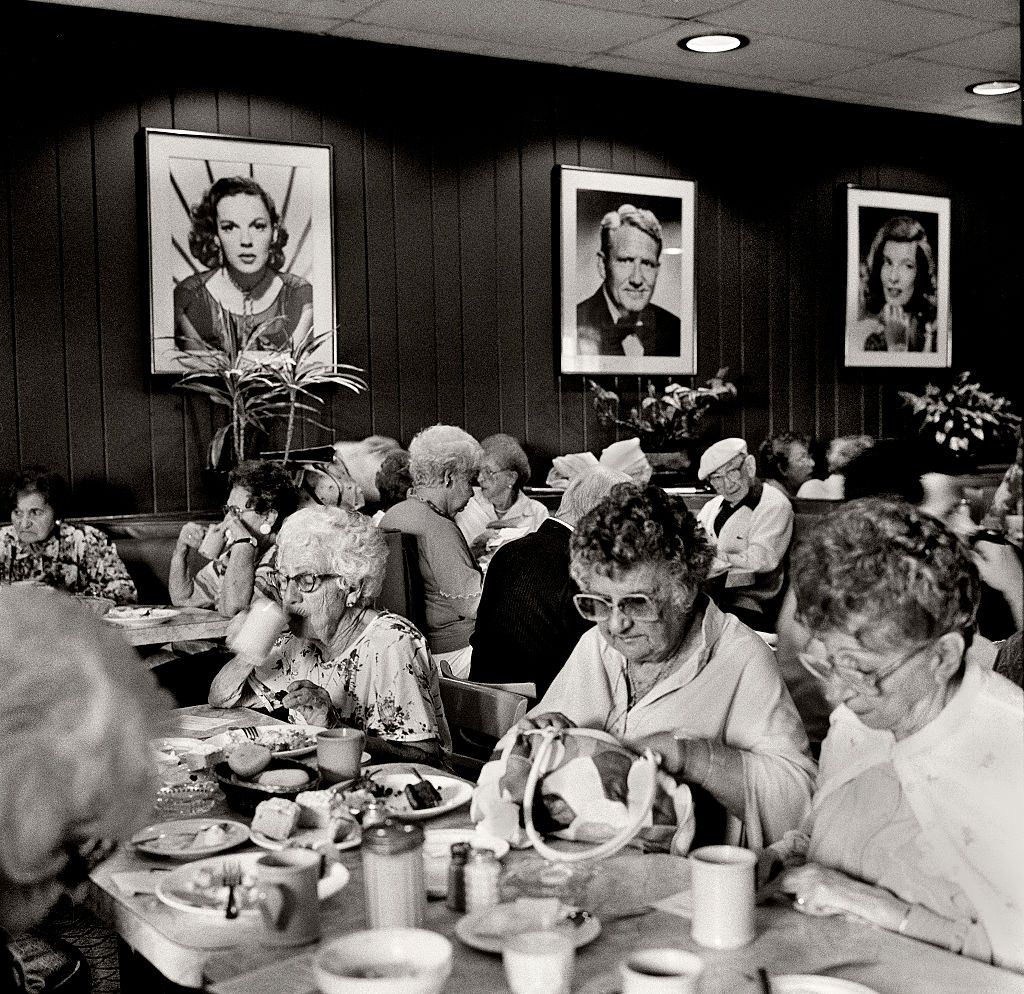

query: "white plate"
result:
(422, 829), (510, 898)
(130, 818), (249, 859)
(210, 725), (326, 759)
(455, 903), (600, 954)
(578, 973), (876, 994)
(156, 852), (349, 917)
(105, 606), (180, 628)
(250, 819), (362, 854)
(330, 767), (473, 822)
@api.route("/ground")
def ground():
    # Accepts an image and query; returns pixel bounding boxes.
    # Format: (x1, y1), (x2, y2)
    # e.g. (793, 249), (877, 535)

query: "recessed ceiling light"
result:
(679, 33), (748, 54)
(967, 80), (1020, 96)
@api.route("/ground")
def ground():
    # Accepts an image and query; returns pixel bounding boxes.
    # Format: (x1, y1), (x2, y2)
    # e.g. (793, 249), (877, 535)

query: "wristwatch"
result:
(226, 535), (257, 550)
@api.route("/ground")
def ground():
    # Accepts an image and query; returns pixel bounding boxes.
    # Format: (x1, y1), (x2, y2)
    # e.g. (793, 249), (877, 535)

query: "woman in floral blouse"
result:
(209, 505), (450, 764)
(0, 468), (136, 604)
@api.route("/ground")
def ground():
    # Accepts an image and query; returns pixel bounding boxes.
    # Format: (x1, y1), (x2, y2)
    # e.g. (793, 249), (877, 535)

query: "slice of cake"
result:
(251, 797), (300, 841)
(295, 789), (347, 828)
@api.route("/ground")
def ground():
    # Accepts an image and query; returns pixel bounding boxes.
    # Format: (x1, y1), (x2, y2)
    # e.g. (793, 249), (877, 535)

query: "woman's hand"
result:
(881, 302), (911, 350)
(282, 680), (335, 726)
(777, 863), (907, 929)
(470, 531), (497, 558)
(176, 521), (207, 552)
(973, 539), (1023, 596)
(515, 711), (575, 735)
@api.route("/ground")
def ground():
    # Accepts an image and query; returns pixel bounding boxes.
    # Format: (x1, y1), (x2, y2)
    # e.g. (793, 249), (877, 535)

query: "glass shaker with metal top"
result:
(361, 820), (425, 927)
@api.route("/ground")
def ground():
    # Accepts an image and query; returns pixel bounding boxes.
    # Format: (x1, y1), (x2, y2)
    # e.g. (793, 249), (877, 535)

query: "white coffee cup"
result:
(256, 849), (321, 947)
(620, 949), (703, 994)
(198, 524), (227, 560)
(317, 727), (365, 785)
(230, 599), (287, 659)
(503, 929), (574, 994)
(689, 844), (756, 949)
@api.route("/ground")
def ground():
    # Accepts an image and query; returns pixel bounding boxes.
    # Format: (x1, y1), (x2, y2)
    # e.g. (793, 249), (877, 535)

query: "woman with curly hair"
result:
(173, 176), (313, 351)
(770, 498), (1023, 970)
(758, 431), (816, 497)
(456, 433), (548, 568)
(170, 459), (297, 617)
(380, 424), (483, 679)
(854, 215), (938, 353)
(209, 506), (450, 764)
(516, 483), (815, 849)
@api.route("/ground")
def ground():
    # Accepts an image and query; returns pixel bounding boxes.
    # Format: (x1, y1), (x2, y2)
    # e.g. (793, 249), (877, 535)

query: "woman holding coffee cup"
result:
(771, 498), (1024, 971)
(208, 505), (450, 765)
(169, 460), (297, 617)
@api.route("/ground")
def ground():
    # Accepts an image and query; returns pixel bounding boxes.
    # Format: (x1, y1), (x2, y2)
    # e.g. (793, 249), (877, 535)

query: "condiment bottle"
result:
(464, 848), (501, 913)
(446, 842), (471, 913)
(360, 798), (388, 828)
(361, 820), (425, 927)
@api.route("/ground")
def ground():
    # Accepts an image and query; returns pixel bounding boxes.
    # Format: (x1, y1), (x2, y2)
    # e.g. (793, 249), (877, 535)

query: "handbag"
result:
(470, 725), (696, 859)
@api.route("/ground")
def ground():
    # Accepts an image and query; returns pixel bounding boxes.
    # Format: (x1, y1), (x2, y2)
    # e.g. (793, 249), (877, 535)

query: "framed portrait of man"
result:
(557, 166), (696, 376)
(843, 187), (951, 369)
(141, 129), (335, 375)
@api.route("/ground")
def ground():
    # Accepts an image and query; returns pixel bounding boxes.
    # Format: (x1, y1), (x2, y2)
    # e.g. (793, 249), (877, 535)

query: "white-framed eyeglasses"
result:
(267, 570), (344, 594)
(797, 639), (933, 697)
(573, 592), (661, 623)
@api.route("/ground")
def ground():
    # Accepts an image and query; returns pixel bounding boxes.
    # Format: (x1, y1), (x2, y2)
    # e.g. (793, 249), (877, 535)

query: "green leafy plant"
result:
(589, 368), (737, 451)
(900, 372), (1020, 456)
(174, 307), (366, 468)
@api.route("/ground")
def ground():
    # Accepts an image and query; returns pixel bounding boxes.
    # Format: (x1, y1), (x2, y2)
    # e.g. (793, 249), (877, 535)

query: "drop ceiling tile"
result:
(613, 21), (883, 82)
(207, 0), (376, 15)
(914, 26), (1020, 74)
(555, 0), (722, 16)
(327, 19), (492, 54)
(780, 81), (945, 114)
(820, 55), (988, 101)
(703, 0), (996, 55)
(584, 50), (787, 89)
(891, 0), (1018, 25)
(356, 0), (671, 52)
(948, 101), (1022, 124)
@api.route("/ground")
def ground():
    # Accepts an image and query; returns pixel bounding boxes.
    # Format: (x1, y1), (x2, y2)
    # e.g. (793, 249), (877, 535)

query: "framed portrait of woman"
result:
(141, 129), (335, 375)
(843, 187), (951, 369)
(557, 166), (696, 377)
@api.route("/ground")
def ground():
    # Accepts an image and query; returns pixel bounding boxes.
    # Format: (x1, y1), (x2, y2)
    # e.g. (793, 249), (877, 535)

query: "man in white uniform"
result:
(696, 438), (793, 630)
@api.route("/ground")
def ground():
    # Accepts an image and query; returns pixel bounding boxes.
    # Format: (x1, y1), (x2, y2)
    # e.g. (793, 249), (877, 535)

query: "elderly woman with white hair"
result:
(380, 424), (483, 679)
(0, 587), (169, 987)
(456, 433), (548, 569)
(209, 505), (450, 763)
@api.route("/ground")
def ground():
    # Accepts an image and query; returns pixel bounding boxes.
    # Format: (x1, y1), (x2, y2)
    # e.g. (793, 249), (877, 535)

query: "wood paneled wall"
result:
(1, 2), (1020, 513)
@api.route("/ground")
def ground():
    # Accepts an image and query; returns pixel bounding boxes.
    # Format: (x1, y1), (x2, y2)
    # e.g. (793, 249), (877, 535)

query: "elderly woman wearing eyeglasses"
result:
(208, 505), (450, 765)
(516, 484), (815, 849)
(768, 498), (1024, 971)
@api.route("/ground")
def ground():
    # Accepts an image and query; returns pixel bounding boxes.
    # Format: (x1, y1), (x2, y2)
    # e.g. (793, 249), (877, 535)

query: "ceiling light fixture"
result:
(679, 33), (748, 54)
(967, 80), (1020, 96)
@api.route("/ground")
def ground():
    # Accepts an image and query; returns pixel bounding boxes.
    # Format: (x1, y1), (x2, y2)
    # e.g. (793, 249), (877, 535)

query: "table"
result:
(106, 607), (231, 649)
(88, 709), (1024, 993)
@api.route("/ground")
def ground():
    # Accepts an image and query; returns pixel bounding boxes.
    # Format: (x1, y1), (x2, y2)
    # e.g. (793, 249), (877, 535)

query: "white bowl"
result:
(315, 928), (453, 994)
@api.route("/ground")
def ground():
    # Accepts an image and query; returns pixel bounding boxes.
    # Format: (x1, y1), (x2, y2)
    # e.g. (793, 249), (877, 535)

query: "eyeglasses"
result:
(477, 467), (509, 481)
(797, 639), (932, 697)
(267, 570), (345, 594)
(573, 592), (661, 623)
(708, 460), (746, 487)
(223, 503), (250, 517)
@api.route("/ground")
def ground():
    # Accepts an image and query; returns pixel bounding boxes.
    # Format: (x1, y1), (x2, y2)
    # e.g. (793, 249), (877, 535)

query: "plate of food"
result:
(104, 605), (180, 628)
(455, 898), (601, 954)
(210, 725), (325, 759)
(328, 766), (473, 822)
(156, 852), (349, 917)
(130, 818), (249, 859)
(249, 790), (362, 853)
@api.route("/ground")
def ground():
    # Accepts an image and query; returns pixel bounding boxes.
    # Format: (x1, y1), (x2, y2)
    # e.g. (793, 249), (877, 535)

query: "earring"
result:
(259, 521), (272, 535)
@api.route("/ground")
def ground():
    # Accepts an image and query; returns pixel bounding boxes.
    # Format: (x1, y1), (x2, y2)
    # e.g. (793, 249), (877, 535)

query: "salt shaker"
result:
(446, 842), (471, 913)
(362, 820), (425, 927)
(464, 848), (501, 913)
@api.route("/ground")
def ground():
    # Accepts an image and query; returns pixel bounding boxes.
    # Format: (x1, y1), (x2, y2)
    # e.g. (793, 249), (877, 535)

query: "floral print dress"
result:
(250, 611), (451, 748)
(0, 522), (136, 604)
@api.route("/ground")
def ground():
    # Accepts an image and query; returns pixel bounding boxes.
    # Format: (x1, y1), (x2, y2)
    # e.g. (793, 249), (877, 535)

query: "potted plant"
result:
(899, 371), (1020, 470)
(589, 368), (737, 479)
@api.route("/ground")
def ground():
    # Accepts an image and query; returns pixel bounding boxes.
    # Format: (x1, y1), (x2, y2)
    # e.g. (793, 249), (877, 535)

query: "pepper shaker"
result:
(361, 820), (425, 928)
(446, 842), (471, 913)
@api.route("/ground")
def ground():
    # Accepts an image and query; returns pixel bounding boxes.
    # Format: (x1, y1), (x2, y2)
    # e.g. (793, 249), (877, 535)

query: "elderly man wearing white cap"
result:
(695, 438), (794, 629)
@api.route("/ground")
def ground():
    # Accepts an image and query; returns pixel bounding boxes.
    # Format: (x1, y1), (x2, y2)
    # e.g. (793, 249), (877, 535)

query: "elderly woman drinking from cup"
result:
(208, 505), (450, 764)
(0, 467), (136, 604)
(515, 484), (815, 849)
(380, 424), (483, 679)
(170, 459), (297, 617)
(456, 433), (548, 568)
(771, 498), (1024, 970)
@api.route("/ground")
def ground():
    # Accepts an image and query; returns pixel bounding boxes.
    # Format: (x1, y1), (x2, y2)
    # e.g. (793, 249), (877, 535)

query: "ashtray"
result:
(499, 858), (598, 907)
(155, 774), (221, 816)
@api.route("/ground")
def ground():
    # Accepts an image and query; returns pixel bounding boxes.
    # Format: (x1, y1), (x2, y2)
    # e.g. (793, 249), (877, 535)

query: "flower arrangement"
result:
(589, 368), (737, 451)
(899, 371), (1020, 458)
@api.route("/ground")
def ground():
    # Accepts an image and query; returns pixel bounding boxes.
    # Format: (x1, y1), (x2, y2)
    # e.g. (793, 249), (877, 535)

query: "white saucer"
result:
(578, 972), (879, 994)
(455, 904), (600, 954)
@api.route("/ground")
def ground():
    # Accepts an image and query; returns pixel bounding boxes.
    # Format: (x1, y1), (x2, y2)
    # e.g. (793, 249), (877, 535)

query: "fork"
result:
(237, 726), (260, 741)
(223, 860), (242, 920)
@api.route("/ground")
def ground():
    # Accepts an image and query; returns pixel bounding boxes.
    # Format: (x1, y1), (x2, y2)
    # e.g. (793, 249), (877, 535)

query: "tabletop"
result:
(104, 606), (231, 649)
(88, 708), (1024, 994)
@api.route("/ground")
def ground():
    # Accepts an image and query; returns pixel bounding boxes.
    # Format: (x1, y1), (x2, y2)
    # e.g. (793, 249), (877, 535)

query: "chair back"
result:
(375, 529), (427, 632)
(439, 676), (528, 778)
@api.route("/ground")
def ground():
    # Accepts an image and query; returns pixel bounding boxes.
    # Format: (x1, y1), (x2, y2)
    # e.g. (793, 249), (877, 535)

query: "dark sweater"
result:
(470, 519), (591, 695)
